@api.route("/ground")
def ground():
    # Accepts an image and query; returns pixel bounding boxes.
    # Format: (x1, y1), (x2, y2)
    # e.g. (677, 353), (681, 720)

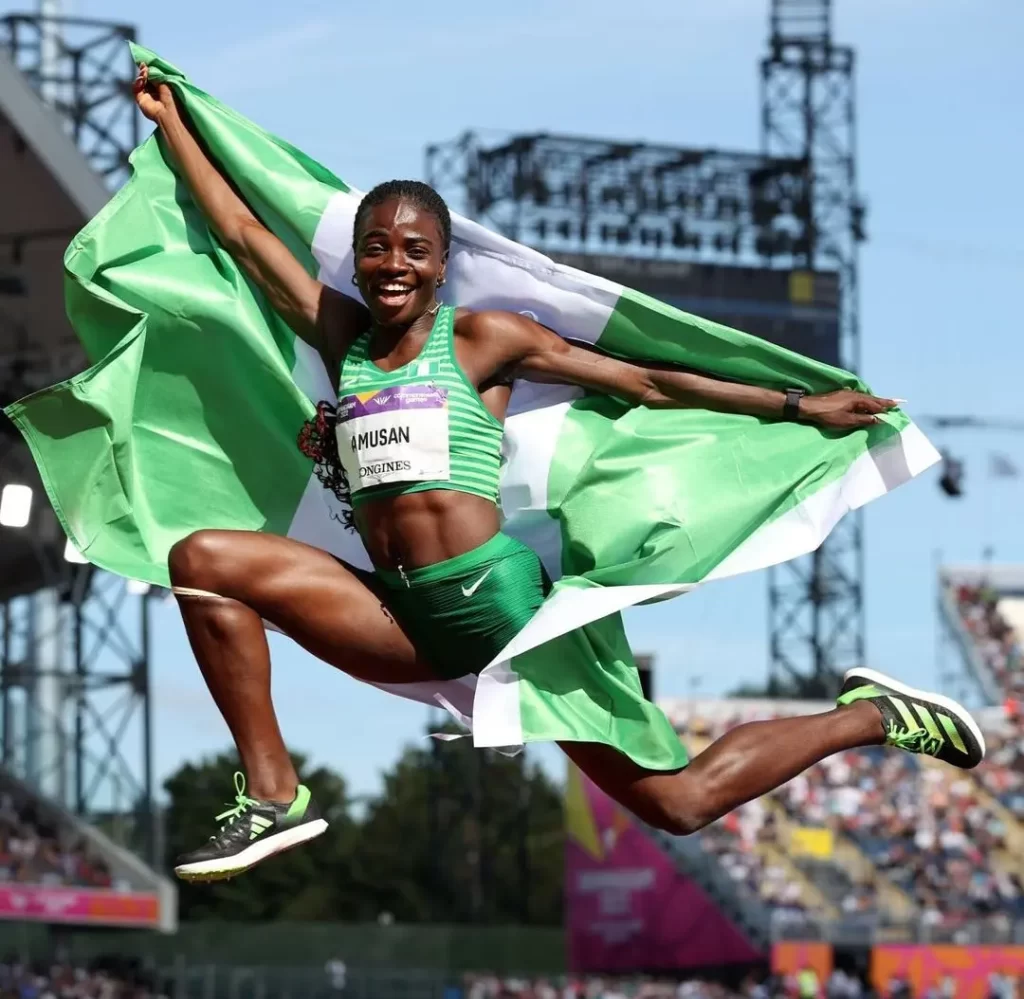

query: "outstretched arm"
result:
(132, 65), (349, 354)
(467, 311), (896, 429)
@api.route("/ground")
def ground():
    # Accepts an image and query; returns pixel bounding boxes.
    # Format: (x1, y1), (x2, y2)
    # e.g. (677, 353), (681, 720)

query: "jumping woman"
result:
(132, 66), (985, 884)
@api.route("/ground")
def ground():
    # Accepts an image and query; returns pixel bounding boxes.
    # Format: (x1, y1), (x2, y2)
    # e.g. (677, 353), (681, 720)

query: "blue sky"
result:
(13, 0), (1024, 798)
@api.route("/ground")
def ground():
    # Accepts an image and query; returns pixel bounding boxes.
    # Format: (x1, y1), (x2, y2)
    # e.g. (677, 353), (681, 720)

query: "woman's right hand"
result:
(132, 64), (176, 122)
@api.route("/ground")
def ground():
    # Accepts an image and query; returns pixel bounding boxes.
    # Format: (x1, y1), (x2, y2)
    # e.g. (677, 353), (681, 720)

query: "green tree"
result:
(163, 738), (565, 925)
(163, 750), (357, 921)
(347, 737), (564, 925)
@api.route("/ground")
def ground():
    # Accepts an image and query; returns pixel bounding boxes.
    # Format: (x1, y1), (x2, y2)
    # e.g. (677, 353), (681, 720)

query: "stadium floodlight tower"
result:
(762, 0), (866, 696)
(0, 10), (157, 862)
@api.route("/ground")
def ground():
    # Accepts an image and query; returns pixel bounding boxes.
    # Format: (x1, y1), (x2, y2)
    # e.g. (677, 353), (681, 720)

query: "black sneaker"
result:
(837, 667), (986, 769)
(174, 772), (328, 883)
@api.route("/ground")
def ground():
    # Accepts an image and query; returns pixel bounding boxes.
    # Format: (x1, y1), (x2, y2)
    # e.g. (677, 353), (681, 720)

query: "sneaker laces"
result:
(885, 720), (943, 757)
(213, 772), (259, 835)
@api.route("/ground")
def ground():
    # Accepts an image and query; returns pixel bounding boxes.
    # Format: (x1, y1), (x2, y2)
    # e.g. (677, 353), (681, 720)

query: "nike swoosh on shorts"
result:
(461, 568), (493, 598)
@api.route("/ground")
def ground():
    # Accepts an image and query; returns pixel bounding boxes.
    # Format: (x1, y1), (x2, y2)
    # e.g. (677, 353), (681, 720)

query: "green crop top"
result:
(335, 305), (505, 507)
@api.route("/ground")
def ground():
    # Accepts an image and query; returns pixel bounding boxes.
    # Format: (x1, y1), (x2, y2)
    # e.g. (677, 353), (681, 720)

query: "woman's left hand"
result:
(799, 389), (900, 429)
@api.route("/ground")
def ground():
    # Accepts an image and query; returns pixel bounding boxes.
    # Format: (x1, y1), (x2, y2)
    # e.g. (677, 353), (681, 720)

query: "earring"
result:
(438, 277), (446, 288)
(350, 274), (358, 286)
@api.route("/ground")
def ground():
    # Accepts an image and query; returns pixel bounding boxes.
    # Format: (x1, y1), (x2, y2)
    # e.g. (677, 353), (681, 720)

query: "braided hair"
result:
(297, 401), (356, 530)
(352, 180), (452, 253)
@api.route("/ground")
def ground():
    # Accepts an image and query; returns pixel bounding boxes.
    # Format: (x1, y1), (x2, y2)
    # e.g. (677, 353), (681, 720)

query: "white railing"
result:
(771, 912), (1024, 946)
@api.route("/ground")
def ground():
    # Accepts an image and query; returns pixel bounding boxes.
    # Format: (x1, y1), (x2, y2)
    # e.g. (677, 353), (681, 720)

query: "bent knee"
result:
(168, 530), (239, 592)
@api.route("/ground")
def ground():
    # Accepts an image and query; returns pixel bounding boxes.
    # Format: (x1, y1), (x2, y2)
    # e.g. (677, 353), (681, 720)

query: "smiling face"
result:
(353, 197), (448, 327)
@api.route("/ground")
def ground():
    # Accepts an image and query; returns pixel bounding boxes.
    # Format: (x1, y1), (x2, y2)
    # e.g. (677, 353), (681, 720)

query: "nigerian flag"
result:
(6, 46), (939, 768)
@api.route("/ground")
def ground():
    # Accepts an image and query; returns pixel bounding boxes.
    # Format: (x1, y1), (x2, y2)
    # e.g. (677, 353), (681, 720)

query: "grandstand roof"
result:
(0, 49), (108, 219)
(0, 48), (110, 597)
(940, 563), (1024, 594)
(0, 47), (106, 380)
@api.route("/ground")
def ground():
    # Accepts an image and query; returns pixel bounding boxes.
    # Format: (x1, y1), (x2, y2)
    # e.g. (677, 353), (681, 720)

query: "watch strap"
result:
(783, 388), (806, 422)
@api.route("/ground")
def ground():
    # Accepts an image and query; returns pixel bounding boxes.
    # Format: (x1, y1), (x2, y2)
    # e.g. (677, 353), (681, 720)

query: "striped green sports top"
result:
(335, 305), (504, 507)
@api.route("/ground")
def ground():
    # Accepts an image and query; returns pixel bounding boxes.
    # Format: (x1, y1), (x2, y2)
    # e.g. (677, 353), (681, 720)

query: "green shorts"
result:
(375, 532), (549, 680)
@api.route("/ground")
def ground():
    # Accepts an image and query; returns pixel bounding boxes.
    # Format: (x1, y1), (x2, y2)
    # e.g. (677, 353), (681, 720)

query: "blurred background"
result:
(1, 0), (1023, 995)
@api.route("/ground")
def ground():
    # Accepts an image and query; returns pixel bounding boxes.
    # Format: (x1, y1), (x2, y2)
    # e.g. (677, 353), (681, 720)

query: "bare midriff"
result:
(354, 489), (502, 572)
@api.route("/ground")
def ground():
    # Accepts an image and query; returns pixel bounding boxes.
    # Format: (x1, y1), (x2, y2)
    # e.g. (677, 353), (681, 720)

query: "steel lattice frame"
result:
(426, 1), (865, 695)
(763, 0), (865, 693)
(1, 13), (139, 185)
(0, 553), (157, 862)
(426, 134), (810, 264)
(0, 13), (156, 861)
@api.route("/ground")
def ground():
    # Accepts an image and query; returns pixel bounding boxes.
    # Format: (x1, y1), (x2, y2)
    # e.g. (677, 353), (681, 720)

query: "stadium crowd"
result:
(461, 973), (744, 999)
(0, 781), (115, 890)
(679, 668), (1024, 927)
(698, 802), (812, 917)
(777, 744), (1023, 926)
(954, 583), (1023, 700)
(0, 959), (163, 999)
(954, 582), (1024, 820)
(458, 969), (867, 999)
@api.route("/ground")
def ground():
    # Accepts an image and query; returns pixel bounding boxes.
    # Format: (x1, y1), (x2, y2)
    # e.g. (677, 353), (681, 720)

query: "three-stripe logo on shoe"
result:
(836, 673), (983, 769)
(249, 815), (274, 841)
(887, 695), (967, 754)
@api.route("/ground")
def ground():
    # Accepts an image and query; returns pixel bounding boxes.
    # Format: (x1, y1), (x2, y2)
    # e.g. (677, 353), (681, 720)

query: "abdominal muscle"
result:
(346, 360), (512, 572)
(354, 489), (503, 571)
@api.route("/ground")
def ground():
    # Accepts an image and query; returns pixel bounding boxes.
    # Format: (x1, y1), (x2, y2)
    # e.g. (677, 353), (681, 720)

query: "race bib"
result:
(335, 383), (451, 489)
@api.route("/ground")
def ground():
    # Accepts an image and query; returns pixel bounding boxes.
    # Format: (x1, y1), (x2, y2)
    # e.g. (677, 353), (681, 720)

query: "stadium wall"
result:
(871, 945), (1024, 999)
(0, 921), (566, 975)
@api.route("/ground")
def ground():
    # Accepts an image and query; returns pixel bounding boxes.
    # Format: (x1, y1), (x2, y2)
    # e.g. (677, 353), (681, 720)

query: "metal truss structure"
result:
(425, 0), (865, 695)
(0, 557), (158, 863)
(0, 12), (156, 861)
(1, 11), (139, 186)
(762, 0), (865, 694)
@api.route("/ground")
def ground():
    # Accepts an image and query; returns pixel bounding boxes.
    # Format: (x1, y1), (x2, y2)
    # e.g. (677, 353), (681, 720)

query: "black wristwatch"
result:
(783, 388), (806, 422)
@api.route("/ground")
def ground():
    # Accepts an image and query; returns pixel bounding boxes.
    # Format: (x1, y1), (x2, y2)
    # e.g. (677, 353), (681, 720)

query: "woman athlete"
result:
(133, 66), (985, 884)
